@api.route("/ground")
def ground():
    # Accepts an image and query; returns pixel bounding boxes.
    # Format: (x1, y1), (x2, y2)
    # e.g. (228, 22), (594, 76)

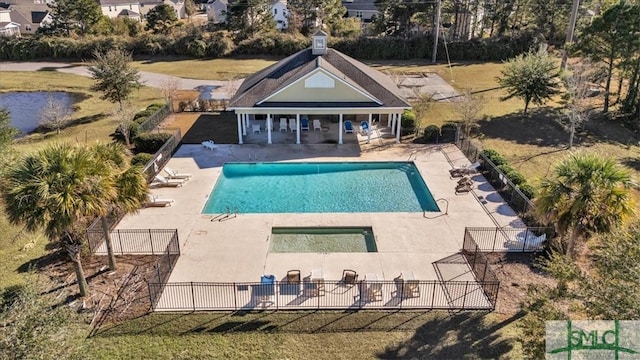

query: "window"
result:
(274, 8), (277, 15)
(355, 11), (363, 18)
(129, 4), (132, 9)
(109, 6), (112, 11)
(25, 25), (32, 31)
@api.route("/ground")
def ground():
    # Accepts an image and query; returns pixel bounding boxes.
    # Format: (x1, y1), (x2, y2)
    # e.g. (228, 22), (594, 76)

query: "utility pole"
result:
(432, 0), (442, 63)
(561, 0), (581, 70)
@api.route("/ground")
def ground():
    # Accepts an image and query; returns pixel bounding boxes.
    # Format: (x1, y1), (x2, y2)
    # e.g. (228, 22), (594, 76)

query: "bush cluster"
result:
(131, 152), (153, 166)
(422, 122), (459, 143)
(481, 149), (536, 199)
(0, 31), (534, 61)
(133, 132), (172, 153)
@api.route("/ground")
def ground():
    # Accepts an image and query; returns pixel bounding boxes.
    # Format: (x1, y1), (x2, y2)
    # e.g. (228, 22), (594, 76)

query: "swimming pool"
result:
(270, 227), (377, 253)
(202, 162), (439, 214)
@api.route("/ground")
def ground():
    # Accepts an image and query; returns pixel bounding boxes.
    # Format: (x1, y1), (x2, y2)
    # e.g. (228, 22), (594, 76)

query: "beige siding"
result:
(265, 76), (373, 103)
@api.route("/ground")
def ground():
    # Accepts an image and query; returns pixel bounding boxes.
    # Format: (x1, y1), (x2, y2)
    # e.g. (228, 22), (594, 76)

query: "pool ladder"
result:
(423, 198), (449, 219)
(211, 205), (238, 222)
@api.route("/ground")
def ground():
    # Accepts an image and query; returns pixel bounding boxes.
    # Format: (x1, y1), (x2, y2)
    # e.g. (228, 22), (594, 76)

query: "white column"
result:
(387, 113), (392, 128)
(366, 113), (372, 144)
(390, 113), (396, 135)
(295, 114), (301, 145)
(236, 113), (243, 144)
(338, 114), (343, 145)
(395, 113), (402, 143)
(242, 114), (247, 136)
(267, 114), (272, 144)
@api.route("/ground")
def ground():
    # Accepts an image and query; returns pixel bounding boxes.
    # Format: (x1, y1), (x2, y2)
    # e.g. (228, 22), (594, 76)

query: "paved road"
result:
(0, 61), (242, 100)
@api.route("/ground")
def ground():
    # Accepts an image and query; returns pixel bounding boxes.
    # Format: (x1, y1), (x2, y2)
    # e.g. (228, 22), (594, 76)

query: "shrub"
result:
(440, 122), (458, 143)
(423, 125), (440, 143)
(481, 149), (507, 166)
(131, 152), (153, 167)
(498, 164), (526, 185)
(146, 103), (166, 111)
(134, 109), (156, 121)
(133, 132), (172, 153)
(517, 183), (536, 199)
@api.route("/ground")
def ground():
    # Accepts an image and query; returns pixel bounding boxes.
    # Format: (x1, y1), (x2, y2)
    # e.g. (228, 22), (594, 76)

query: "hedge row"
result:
(481, 149), (536, 199)
(0, 31), (534, 61)
(422, 123), (458, 143)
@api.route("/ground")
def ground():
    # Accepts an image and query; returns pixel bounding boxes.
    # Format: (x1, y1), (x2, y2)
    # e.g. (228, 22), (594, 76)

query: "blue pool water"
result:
(203, 162), (439, 214)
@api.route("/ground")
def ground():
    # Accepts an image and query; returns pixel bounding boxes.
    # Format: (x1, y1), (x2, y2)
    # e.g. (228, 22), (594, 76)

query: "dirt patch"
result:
(37, 250), (159, 327)
(486, 253), (556, 315)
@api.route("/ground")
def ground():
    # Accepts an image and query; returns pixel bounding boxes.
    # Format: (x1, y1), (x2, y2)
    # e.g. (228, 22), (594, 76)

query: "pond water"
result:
(0, 92), (75, 134)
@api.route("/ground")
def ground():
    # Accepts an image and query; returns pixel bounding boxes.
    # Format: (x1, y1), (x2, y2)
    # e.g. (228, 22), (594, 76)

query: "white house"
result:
(342, 0), (378, 24)
(140, 0), (187, 19)
(0, 9), (21, 37)
(98, 0), (142, 20)
(6, 3), (52, 35)
(205, 0), (287, 29)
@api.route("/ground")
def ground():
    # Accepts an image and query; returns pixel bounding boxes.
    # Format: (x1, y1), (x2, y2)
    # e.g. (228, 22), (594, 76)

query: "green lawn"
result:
(132, 57), (280, 80)
(86, 311), (522, 359)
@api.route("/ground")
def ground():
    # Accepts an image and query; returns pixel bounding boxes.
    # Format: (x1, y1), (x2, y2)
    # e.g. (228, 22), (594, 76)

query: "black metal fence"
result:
(456, 138), (481, 162)
(86, 214), (125, 253)
(148, 234), (181, 309)
(138, 103), (171, 133)
(461, 236), (500, 306)
(149, 279), (497, 311)
(87, 228), (179, 255)
(464, 227), (550, 253)
(141, 129), (183, 182)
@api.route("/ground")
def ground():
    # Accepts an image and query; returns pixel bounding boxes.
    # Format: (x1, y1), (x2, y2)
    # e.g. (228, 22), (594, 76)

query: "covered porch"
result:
(234, 109), (405, 145)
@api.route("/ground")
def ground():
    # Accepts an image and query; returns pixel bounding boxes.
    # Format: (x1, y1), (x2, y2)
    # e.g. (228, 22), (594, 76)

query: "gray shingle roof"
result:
(229, 48), (410, 109)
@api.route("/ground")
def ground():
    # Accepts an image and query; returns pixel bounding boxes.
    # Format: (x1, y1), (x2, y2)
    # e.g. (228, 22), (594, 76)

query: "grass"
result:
(0, 71), (163, 153)
(86, 311), (522, 359)
(132, 57), (280, 80)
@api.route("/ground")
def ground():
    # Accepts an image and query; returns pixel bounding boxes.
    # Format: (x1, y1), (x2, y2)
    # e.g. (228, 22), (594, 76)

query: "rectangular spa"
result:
(270, 227), (377, 253)
(202, 162), (439, 214)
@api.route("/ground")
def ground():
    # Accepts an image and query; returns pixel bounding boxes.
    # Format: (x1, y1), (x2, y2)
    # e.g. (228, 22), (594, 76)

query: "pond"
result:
(0, 91), (75, 134)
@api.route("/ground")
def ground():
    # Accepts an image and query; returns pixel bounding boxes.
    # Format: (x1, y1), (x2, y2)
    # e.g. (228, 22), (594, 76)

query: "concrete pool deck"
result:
(116, 143), (524, 283)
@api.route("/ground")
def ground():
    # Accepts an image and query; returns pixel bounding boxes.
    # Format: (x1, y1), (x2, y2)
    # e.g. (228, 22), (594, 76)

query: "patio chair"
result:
(455, 182), (472, 194)
(456, 176), (473, 187)
(252, 124), (261, 133)
(287, 270), (301, 283)
(153, 174), (185, 187)
(517, 233), (547, 249)
(359, 121), (370, 134)
(201, 140), (216, 151)
(343, 120), (354, 134)
(342, 269), (358, 285)
(366, 282), (383, 302)
(449, 161), (481, 178)
(145, 194), (173, 207)
(289, 118), (297, 132)
(257, 274), (276, 302)
(163, 166), (192, 180)
(279, 118), (288, 132)
(313, 119), (322, 131)
(300, 118), (310, 131)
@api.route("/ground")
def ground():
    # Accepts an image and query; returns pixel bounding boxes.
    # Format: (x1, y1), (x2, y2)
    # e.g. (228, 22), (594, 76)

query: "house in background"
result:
(205, 0), (287, 30)
(98, 0), (142, 20)
(5, 2), (52, 35)
(342, 0), (378, 24)
(140, 0), (186, 19)
(0, 8), (20, 37)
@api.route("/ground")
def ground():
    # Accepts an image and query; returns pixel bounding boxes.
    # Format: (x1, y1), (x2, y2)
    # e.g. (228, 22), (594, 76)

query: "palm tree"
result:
(536, 153), (636, 258)
(91, 143), (148, 271)
(1, 144), (114, 296)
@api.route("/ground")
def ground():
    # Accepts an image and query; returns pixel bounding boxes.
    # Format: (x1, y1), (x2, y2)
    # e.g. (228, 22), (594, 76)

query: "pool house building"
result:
(227, 31), (412, 145)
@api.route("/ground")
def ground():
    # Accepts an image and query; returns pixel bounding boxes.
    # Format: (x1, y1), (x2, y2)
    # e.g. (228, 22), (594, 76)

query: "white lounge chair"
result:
(279, 118), (287, 132)
(146, 194), (174, 207)
(517, 233), (547, 249)
(289, 118), (297, 132)
(163, 167), (191, 180)
(252, 124), (261, 133)
(202, 140), (216, 151)
(153, 174), (185, 187)
(313, 119), (322, 131)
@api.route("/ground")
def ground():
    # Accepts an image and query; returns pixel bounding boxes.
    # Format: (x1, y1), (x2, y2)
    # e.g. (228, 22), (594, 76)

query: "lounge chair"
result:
(313, 119), (322, 131)
(202, 140), (216, 151)
(515, 233), (547, 250)
(300, 118), (310, 131)
(153, 174), (185, 187)
(366, 282), (383, 302)
(359, 121), (370, 134)
(289, 118), (297, 132)
(343, 120), (354, 134)
(252, 124), (261, 133)
(342, 269), (358, 285)
(279, 118), (288, 132)
(287, 270), (301, 283)
(449, 161), (481, 178)
(400, 271), (420, 298)
(455, 182), (472, 194)
(456, 176), (473, 187)
(145, 194), (173, 207)
(163, 167), (191, 180)
(257, 274), (276, 302)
